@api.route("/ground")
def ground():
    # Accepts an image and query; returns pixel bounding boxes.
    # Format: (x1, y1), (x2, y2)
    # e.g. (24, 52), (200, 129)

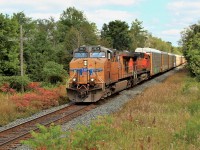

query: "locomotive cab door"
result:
(109, 51), (119, 83)
(106, 51), (111, 84)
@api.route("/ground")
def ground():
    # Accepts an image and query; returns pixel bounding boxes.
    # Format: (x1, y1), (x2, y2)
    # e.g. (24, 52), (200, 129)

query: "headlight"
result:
(89, 78), (95, 86)
(72, 78), (76, 82)
(84, 60), (87, 66)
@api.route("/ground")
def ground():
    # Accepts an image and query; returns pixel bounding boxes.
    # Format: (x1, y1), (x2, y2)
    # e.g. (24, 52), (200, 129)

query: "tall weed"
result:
(0, 94), (17, 126)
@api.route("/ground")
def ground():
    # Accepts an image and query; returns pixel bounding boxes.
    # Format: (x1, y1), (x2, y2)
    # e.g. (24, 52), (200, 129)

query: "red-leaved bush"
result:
(26, 82), (40, 91)
(0, 83), (16, 94)
(11, 83), (62, 110)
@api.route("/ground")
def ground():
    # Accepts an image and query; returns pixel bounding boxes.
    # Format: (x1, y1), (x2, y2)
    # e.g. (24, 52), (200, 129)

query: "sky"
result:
(1, 0), (200, 46)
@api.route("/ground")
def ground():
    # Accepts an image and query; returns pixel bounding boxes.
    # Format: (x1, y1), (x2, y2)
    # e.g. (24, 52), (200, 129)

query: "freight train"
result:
(66, 46), (185, 102)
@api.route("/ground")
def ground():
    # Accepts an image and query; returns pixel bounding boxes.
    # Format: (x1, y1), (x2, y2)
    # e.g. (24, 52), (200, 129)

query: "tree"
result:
(58, 7), (98, 70)
(0, 14), (20, 76)
(100, 24), (113, 48)
(58, 7), (98, 46)
(101, 20), (130, 50)
(180, 23), (200, 80)
(146, 35), (172, 52)
(25, 29), (55, 81)
(129, 19), (148, 50)
(13, 12), (36, 55)
(42, 61), (66, 84)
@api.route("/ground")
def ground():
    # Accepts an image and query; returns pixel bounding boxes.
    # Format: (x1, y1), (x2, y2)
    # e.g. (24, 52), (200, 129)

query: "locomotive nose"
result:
(76, 59), (97, 84)
(78, 59), (89, 84)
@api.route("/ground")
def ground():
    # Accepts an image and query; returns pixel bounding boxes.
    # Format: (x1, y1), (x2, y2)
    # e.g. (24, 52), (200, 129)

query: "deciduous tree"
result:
(180, 23), (200, 79)
(0, 14), (19, 75)
(129, 19), (148, 50)
(101, 20), (130, 50)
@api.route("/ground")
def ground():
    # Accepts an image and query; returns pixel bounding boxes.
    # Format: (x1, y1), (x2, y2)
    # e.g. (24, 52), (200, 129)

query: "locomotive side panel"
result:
(110, 61), (119, 83)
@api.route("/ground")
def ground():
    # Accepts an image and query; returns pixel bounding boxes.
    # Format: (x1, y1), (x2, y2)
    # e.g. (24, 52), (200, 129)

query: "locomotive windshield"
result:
(74, 52), (88, 58)
(90, 52), (106, 58)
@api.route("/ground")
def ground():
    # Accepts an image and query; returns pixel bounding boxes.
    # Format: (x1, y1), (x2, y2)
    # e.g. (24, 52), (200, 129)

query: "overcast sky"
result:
(1, 0), (200, 46)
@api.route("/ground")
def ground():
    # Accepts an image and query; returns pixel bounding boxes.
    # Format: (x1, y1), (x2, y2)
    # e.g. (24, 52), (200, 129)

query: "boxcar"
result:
(161, 52), (169, 72)
(168, 53), (175, 69)
(175, 55), (182, 66)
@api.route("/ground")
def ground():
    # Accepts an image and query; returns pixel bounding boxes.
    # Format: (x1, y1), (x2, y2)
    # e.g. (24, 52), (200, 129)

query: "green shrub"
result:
(42, 61), (66, 84)
(22, 124), (67, 150)
(180, 23), (200, 80)
(71, 117), (113, 149)
(0, 76), (30, 91)
(22, 116), (114, 149)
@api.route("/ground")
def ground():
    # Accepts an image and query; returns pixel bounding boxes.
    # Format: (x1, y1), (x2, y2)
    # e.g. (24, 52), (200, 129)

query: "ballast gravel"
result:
(9, 67), (182, 150)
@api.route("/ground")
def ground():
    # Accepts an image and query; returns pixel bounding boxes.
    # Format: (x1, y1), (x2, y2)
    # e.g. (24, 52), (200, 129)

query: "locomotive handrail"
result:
(96, 72), (105, 91)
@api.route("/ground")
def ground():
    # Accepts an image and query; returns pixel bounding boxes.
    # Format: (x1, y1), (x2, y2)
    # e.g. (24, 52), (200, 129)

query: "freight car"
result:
(66, 46), (184, 102)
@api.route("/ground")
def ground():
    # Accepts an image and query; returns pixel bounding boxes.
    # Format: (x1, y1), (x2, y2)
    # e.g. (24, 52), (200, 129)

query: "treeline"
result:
(0, 7), (181, 84)
(180, 22), (200, 80)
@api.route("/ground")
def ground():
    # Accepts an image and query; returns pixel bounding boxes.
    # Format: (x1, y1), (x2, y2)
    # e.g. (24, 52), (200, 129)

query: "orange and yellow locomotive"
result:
(67, 45), (151, 102)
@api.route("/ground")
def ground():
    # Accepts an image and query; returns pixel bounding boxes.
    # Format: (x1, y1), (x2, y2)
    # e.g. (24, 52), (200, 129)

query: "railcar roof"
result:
(74, 45), (115, 53)
(135, 48), (161, 54)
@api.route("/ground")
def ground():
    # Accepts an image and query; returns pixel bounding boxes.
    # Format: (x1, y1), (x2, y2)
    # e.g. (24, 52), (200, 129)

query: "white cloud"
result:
(28, 13), (60, 20)
(86, 9), (137, 29)
(0, 0), (73, 14)
(165, 0), (200, 45)
(161, 29), (181, 37)
(168, 1), (200, 10)
(167, 0), (200, 26)
(0, 0), (140, 11)
(0, 0), (140, 24)
(67, 0), (140, 8)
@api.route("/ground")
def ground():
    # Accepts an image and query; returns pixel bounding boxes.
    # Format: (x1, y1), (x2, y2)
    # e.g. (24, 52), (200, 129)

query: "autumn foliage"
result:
(0, 82), (67, 126)
(10, 82), (62, 110)
(0, 83), (16, 94)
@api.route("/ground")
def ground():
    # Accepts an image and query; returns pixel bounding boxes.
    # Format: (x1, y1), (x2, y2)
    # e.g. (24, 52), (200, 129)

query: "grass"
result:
(0, 92), (43, 126)
(106, 68), (200, 149)
(23, 68), (200, 149)
(0, 94), (17, 126)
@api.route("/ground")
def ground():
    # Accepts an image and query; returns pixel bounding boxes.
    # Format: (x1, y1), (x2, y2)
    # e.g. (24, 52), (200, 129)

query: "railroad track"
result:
(0, 103), (96, 150)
